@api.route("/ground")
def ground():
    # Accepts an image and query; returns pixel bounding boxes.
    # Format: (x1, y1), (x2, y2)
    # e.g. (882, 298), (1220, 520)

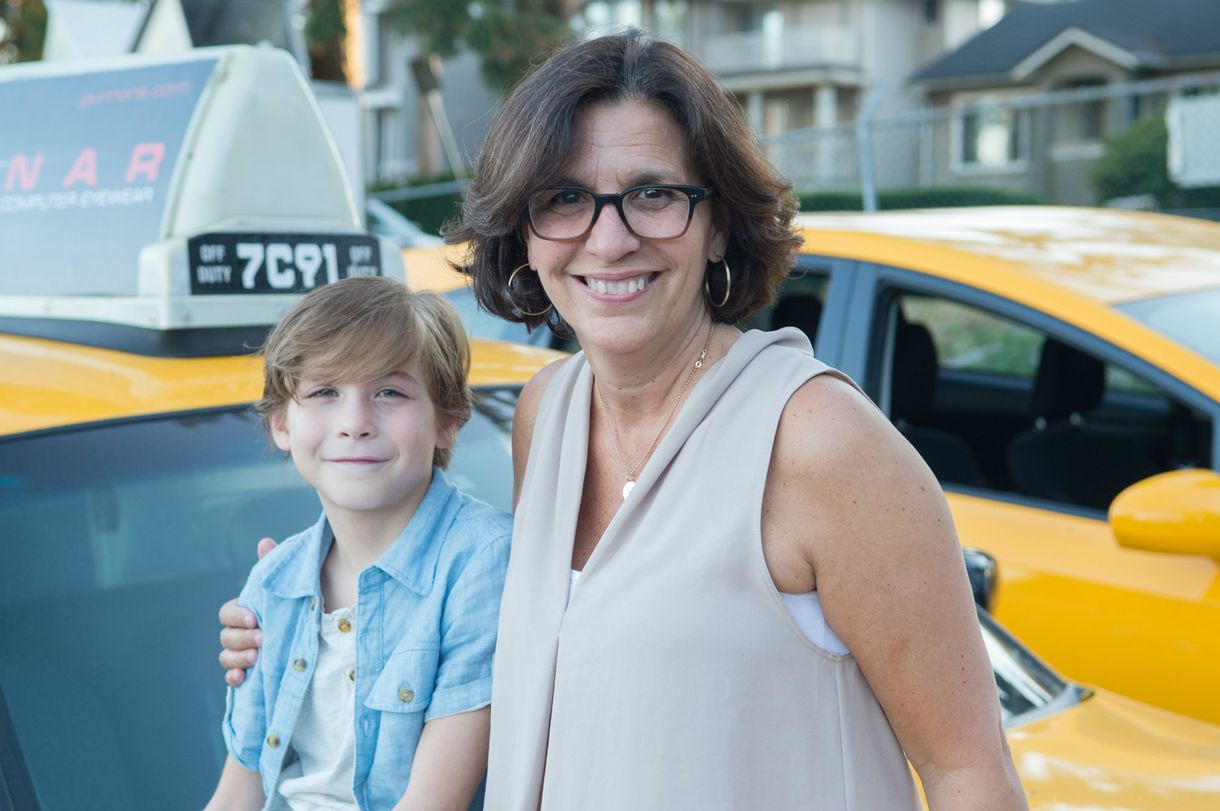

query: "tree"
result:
(1090, 111), (1220, 209)
(305, 0), (348, 82)
(0, 0), (48, 65)
(386, 0), (572, 91)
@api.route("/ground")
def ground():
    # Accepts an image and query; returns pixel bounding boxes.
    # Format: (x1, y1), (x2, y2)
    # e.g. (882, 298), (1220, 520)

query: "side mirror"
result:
(963, 548), (998, 612)
(1110, 469), (1220, 560)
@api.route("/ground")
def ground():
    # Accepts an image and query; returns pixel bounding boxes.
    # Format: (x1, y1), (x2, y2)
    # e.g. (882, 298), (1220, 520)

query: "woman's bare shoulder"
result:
(517, 355), (571, 425)
(774, 373), (900, 468)
(769, 371), (940, 520)
(511, 355), (571, 506)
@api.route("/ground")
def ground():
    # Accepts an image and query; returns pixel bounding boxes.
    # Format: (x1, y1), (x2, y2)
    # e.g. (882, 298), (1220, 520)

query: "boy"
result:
(206, 277), (511, 811)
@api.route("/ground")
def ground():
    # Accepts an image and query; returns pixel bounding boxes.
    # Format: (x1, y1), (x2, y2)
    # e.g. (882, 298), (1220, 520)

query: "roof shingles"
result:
(913, 0), (1220, 83)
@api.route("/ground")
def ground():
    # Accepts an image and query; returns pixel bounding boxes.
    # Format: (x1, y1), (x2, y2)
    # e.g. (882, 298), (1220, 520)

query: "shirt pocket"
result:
(364, 646), (439, 716)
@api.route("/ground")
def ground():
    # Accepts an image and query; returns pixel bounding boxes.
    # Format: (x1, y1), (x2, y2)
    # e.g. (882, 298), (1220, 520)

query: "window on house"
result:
(957, 101), (1028, 168)
(583, 0), (643, 35)
(732, 2), (779, 31)
(1054, 78), (1107, 144)
(763, 89), (815, 135)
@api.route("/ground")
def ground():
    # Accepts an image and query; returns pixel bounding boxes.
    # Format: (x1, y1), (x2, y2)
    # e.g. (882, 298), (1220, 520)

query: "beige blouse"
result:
(486, 329), (921, 810)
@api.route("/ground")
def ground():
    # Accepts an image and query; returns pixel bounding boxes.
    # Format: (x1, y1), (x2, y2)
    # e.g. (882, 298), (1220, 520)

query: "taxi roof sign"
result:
(0, 46), (403, 351)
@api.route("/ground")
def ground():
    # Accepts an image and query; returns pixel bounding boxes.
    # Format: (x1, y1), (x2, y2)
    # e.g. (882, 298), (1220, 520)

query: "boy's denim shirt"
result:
(223, 469), (512, 811)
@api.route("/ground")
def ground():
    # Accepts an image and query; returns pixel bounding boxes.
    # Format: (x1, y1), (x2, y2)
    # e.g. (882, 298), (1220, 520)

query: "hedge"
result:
(795, 187), (1039, 211)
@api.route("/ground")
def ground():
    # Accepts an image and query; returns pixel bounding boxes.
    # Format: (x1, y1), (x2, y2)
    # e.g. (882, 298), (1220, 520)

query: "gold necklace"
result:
(594, 328), (713, 500)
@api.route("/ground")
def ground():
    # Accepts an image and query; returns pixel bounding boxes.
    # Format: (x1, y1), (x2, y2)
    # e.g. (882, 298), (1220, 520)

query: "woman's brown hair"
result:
(447, 28), (801, 333)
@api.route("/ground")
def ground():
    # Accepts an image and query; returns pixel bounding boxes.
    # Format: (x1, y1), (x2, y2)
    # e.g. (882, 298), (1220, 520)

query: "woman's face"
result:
(525, 99), (726, 358)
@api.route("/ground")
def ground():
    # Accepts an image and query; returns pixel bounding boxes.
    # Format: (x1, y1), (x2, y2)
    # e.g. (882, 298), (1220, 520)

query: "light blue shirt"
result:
(223, 469), (512, 811)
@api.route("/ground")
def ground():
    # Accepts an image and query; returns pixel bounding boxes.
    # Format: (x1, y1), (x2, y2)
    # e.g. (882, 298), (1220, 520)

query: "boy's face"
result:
(269, 358), (455, 525)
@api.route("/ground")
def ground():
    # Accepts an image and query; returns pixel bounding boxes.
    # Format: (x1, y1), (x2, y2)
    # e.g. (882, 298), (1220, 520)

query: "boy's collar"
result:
(262, 469), (460, 600)
(371, 468), (459, 596)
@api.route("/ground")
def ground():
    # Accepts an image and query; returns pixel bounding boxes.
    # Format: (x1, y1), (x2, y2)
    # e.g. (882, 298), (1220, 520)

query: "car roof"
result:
(797, 207), (1220, 305)
(402, 243), (472, 294)
(0, 333), (563, 438)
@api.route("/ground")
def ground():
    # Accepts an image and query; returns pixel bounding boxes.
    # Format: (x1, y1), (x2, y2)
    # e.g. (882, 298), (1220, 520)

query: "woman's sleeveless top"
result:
(486, 329), (921, 810)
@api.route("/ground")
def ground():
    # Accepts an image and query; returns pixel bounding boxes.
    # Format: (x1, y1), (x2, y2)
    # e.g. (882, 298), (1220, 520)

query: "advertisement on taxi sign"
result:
(0, 59), (217, 295)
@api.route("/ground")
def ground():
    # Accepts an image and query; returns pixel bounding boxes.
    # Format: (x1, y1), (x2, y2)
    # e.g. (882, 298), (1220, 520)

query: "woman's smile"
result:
(578, 272), (659, 299)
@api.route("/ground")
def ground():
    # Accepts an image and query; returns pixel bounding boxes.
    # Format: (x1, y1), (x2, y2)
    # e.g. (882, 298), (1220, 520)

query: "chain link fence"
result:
(764, 71), (1220, 218)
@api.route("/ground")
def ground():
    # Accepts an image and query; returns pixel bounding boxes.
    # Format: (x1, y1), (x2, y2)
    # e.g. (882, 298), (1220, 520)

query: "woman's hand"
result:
(219, 538), (277, 687)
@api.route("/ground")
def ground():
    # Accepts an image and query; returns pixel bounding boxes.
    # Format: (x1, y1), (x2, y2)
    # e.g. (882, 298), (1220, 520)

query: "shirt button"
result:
(338, 618), (352, 633)
(348, 669), (356, 682)
(267, 734), (280, 748)
(398, 688), (414, 703)
(292, 658), (306, 672)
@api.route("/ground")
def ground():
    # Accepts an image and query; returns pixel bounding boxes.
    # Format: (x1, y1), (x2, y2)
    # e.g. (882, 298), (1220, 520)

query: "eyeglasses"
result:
(526, 184), (714, 241)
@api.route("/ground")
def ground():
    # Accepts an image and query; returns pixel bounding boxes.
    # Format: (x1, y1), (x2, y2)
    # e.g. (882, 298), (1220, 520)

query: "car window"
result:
(740, 265), (830, 351)
(1116, 287), (1220, 366)
(441, 287), (579, 352)
(901, 297), (1041, 378)
(876, 291), (1214, 510)
(978, 608), (1071, 726)
(0, 391), (515, 811)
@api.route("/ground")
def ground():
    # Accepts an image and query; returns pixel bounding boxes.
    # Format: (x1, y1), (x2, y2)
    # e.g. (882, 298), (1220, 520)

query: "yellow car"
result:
(5, 313), (1220, 810)
(748, 207), (1220, 724)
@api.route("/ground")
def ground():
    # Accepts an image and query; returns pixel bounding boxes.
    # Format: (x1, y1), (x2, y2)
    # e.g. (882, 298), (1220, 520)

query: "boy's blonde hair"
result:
(256, 276), (472, 469)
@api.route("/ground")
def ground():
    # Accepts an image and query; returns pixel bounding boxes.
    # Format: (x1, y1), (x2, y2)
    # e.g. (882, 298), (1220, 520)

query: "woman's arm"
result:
(510, 357), (567, 508)
(767, 375), (1026, 811)
(391, 708), (491, 811)
(204, 755), (264, 811)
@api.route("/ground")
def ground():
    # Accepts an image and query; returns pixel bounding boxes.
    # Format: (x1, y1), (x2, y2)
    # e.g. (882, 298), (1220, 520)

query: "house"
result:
(588, 0), (1016, 131)
(579, 0), (1021, 190)
(350, 0), (498, 184)
(910, 0), (1220, 203)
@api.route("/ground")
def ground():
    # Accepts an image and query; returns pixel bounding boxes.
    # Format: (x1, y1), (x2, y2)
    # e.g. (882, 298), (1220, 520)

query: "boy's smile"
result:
(270, 361), (453, 532)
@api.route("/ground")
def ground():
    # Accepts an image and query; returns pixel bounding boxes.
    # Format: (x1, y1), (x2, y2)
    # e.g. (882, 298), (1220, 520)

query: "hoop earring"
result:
(507, 263), (553, 318)
(705, 259), (731, 309)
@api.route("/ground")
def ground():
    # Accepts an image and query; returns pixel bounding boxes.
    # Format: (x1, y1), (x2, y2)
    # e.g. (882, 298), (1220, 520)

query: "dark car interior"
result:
(881, 293), (1214, 511)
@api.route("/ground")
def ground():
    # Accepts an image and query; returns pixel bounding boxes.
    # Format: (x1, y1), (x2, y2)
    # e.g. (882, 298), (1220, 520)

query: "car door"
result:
(826, 259), (1220, 725)
(740, 255), (857, 364)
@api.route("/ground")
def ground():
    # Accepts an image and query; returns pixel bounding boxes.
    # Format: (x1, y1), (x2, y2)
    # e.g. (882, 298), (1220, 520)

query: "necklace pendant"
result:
(622, 479), (636, 500)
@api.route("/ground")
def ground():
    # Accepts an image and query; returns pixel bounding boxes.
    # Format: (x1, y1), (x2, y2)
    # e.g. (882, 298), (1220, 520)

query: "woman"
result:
(222, 29), (1025, 810)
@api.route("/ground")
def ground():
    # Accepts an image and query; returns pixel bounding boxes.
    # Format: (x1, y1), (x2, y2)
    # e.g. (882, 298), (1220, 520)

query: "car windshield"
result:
(444, 286), (538, 345)
(978, 607), (1072, 726)
(1115, 286), (1220, 365)
(0, 392), (515, 811)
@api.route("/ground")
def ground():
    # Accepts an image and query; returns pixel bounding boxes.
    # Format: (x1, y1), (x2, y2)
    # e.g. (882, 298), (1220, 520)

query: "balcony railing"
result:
(700, 26), (858, 74)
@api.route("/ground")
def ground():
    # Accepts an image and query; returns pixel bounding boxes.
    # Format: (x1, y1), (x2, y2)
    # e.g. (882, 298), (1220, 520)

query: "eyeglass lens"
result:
(528, 187), (694, 240)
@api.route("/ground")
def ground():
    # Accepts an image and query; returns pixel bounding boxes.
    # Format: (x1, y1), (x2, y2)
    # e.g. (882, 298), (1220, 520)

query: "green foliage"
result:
(0, 0), (48, 64)
(386, 0), (571, 90)
(304, 0), (346, 45)
(1090, 113), (1220, 208)
(1089, 114), (1174, 204)
(385, 194), (463, 235)
(304, 0), (347, 82)
(795, 187), (1040, 212)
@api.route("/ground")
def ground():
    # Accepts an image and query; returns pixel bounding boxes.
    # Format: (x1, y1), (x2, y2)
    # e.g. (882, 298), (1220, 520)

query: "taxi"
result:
(0, 45), (563, 810)
(750, 208), (1220, 724)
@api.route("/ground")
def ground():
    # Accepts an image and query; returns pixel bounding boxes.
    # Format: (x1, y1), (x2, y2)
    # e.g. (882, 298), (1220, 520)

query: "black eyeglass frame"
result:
(526, 184), (715, 242)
